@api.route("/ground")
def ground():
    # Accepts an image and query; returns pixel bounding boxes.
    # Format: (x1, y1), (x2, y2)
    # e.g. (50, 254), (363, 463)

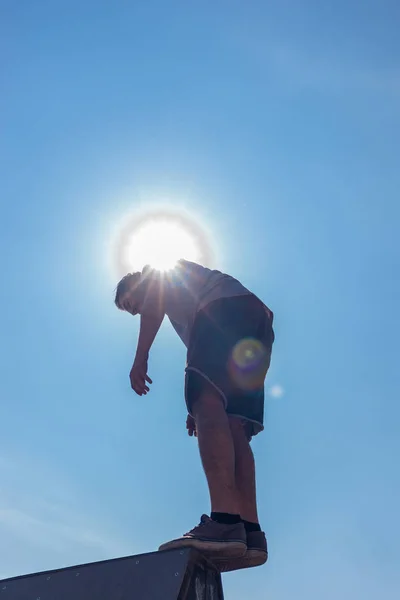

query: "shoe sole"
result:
(212, 549), (268, 573)
(158, 538), (247, 558)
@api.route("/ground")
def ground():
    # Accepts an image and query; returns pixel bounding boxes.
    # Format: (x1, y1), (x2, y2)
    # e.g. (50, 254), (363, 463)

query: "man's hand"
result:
(186, 414), (197, 437)
(130, 357), (152, 396)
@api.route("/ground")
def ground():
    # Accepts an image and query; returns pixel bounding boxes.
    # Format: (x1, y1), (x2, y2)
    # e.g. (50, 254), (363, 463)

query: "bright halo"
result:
(126, 219), (200, 271)
(113, 206), (215, 276)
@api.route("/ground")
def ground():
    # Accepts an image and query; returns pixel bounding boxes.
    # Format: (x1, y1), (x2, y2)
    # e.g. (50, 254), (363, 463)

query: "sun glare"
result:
(125, 218), (201, 271)
(112, 206), (215, 277)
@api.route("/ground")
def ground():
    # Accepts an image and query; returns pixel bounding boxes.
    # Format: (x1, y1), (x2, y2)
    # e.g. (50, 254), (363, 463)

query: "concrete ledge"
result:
(0, 547), (224, 600)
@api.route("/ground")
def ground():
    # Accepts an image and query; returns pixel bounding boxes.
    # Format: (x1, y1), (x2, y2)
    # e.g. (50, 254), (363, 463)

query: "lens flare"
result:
(229, 338), (269, 390)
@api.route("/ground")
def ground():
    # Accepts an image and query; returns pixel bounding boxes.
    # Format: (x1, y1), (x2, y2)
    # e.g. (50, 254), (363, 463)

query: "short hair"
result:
(114, 272), (141, 310)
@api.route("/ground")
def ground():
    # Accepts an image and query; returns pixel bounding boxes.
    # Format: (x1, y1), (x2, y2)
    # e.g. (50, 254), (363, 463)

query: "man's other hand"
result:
(186, 414), (197, 437)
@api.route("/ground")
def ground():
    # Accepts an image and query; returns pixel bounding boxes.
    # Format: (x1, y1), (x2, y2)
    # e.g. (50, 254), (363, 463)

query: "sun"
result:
(112, 206), (216, 277)
(125, 217), (201, 272)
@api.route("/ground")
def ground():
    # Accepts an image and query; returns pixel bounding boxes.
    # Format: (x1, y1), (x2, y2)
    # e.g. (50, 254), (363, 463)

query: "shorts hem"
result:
(185, 366), (264, 437)
(185, 366), (228, 411)
(227, 413), (264, 435)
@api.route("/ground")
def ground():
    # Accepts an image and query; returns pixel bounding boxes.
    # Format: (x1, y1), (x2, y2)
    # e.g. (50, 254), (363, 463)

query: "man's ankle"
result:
(211, 512), (242, 525)
(241, 519), (262, 533)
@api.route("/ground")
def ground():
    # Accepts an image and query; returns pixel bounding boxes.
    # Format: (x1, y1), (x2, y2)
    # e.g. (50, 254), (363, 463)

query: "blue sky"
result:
(1, 0), (399, 598)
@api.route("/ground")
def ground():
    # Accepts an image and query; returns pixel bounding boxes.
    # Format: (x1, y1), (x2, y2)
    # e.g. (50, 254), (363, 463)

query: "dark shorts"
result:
(185, 294), (274, 439)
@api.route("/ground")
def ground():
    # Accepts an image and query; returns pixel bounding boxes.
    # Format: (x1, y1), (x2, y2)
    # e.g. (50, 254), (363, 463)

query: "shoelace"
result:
(185, 515), (210, 536)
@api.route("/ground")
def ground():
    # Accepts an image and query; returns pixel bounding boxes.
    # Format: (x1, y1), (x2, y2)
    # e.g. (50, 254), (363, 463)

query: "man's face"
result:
(120, 289), (140, 315)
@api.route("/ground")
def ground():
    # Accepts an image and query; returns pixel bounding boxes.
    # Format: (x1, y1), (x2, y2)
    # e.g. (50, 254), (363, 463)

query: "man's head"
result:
(114, 272), (142, 314)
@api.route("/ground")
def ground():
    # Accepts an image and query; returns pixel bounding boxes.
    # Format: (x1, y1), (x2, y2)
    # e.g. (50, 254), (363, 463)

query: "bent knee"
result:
(228, 414), (245, 431)
(228, 415), (253, 443)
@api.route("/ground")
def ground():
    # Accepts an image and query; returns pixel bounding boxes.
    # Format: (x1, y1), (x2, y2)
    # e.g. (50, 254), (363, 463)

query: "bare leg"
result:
(192, 383), (239, 515)
(209, 418), (267, 571)
(229, 416), (259, 524)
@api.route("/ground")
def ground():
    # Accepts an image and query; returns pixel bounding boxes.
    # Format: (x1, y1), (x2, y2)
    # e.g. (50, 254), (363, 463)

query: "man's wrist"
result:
(134, 349), (149, 362)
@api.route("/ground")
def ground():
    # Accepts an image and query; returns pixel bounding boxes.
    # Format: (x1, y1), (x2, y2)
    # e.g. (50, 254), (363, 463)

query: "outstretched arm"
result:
(130, 312), (164, 395)
(128, 267), (166, 395)
(135, 312), (164, 363)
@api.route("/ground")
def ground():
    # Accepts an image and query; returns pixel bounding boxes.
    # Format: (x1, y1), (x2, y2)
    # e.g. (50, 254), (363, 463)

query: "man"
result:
(115, 259), (274, 572)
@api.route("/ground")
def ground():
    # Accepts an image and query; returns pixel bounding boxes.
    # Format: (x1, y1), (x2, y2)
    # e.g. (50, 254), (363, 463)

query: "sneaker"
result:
(211, 531), (268, 573)
(158, 514), (247, 559)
